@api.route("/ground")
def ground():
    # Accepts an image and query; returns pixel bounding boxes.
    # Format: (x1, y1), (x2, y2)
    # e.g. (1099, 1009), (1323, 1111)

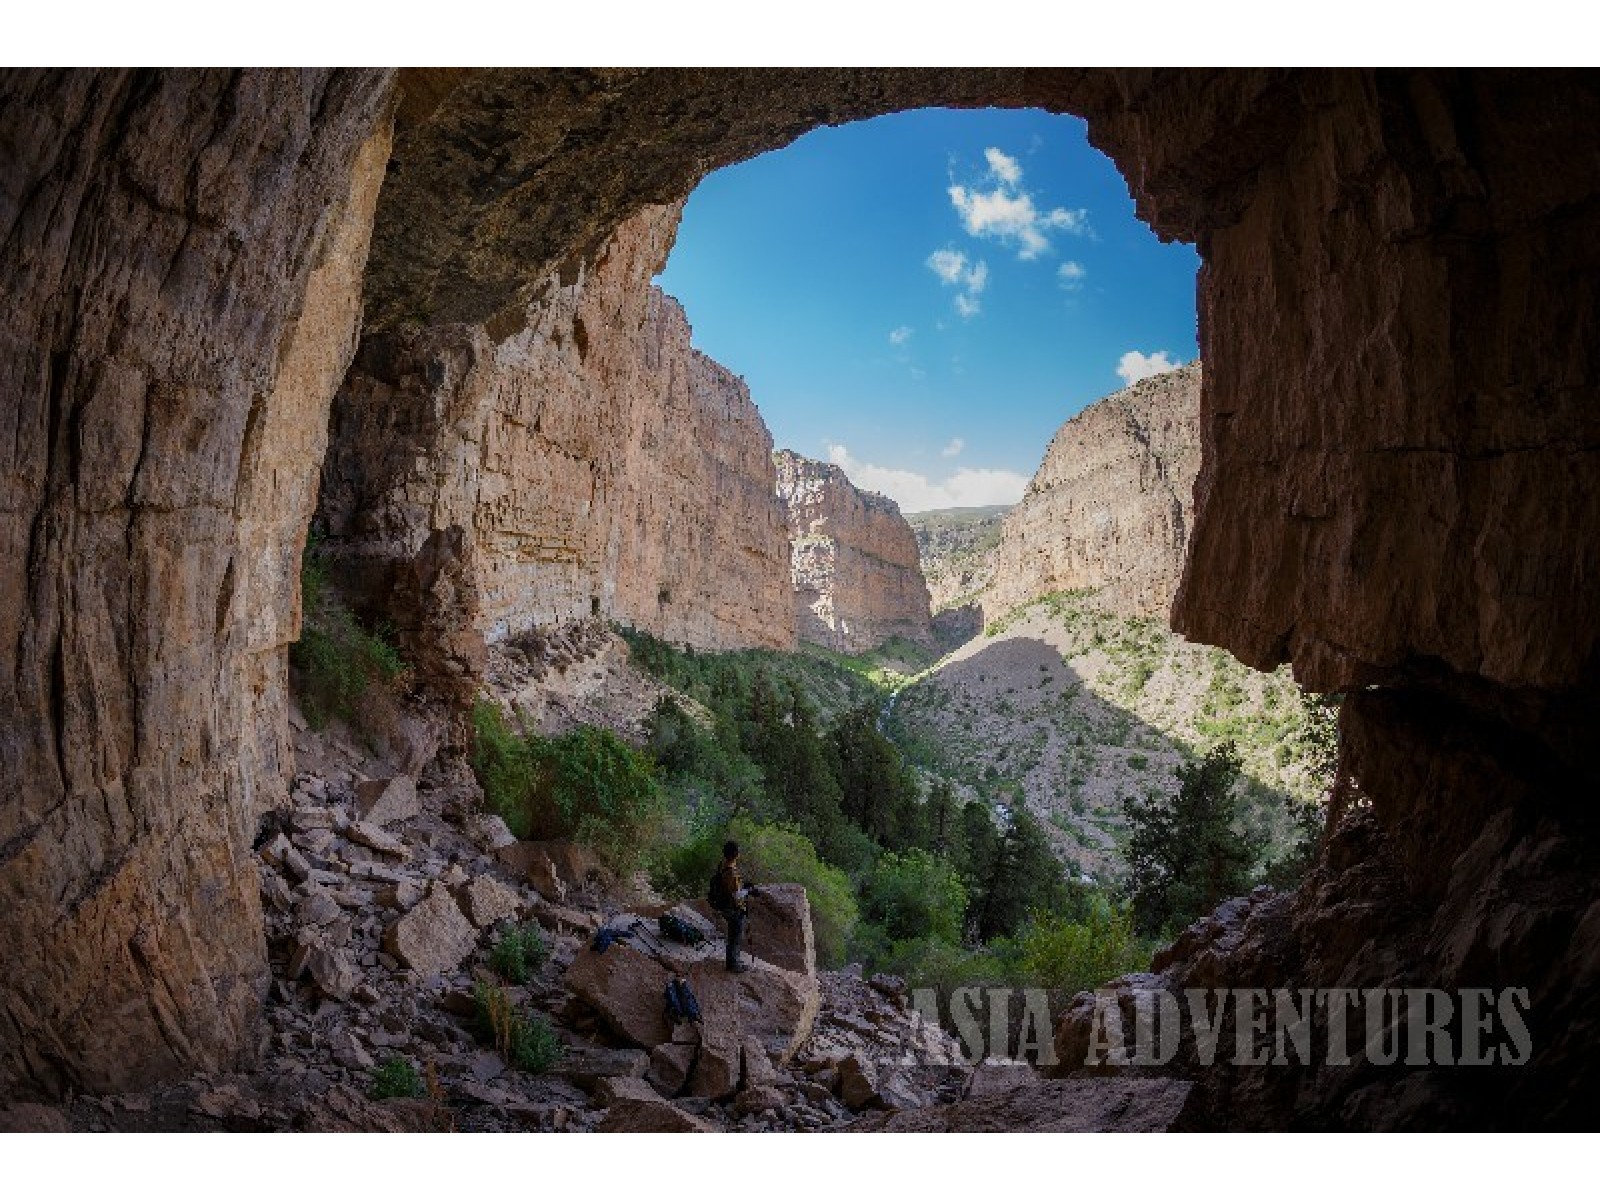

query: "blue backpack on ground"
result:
(664, 976), (702, 1024)
(591, 926), (630, 953)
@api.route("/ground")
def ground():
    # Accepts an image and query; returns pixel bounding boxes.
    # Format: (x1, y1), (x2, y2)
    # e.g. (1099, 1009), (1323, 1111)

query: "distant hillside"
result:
(885, 588), (1334, 884)
(906, 505), (1009, 647)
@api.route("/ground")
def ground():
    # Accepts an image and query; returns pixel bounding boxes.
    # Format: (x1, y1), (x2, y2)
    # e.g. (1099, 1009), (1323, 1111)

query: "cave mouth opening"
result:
(11, 70), (1596, 1127)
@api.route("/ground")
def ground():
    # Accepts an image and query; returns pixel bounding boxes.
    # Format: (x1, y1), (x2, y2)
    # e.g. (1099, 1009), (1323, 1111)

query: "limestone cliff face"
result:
(775, 451), (934, 653)
(7, 67), (1599, 1128)
(987, 363), (1200, 622)
(0, 69), (395, 1097)
(317, 203), (795, 686)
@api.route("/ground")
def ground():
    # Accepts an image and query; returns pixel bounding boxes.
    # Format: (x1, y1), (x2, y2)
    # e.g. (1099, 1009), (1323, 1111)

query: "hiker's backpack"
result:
(664, 976), (702, 1024)
(707, 865), (733, 911)
(591, 926), (630, 954)
(659, 911), (707, 947)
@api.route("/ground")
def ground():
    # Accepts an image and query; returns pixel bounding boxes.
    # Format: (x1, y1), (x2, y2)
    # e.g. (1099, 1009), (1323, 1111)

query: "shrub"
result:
(290, 537), (408, 732)
(369, 1055), (425, 1100)
(488, 921), (549, 984)
(657, 816), (859, 968)
(470, 705), (664, 874)
(860, 849), (967, 945)
(1015, 899), (1149, 998)
(474, 979), (562, 1074)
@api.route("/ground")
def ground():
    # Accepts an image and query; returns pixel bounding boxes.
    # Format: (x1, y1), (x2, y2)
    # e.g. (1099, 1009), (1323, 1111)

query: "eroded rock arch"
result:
(2, 68), (1596, 1125)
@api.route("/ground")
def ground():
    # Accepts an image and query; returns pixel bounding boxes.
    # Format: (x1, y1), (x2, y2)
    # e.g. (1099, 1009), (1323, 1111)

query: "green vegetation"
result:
(290, 534), (408, 733)
(1122, 743), (1263, 937)
(488, 921), (550, 985)
(369, 1055), (426, 1100)
(622, 634), (1083, 986)
(474, 979), (562, 1074)
(658, 815), (860, 966)
(1015, 897), (1150, 998)
(470, 704), (664, 874)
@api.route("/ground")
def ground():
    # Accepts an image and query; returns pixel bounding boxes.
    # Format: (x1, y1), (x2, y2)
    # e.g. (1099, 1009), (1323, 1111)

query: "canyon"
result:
(985, 362), (1200, 623)
(2, 68), (1597, 1131)
(776, 450), (935, 654)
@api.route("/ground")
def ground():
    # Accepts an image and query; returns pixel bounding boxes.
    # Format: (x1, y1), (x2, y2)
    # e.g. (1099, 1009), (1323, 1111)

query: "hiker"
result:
(709, 840), (753, 973)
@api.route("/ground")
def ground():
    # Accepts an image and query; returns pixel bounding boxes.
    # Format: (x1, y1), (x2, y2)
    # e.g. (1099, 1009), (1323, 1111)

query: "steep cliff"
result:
(987, 363), (1200, 622)
(317, 203), (796, 695)
(6, 67), (1598, 1129)
(0, 69), (396, 1097)
(775, 451), (934, 654)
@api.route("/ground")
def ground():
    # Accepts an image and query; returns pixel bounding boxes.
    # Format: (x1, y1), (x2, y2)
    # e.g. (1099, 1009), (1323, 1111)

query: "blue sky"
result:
(656, 107), (1200, 512)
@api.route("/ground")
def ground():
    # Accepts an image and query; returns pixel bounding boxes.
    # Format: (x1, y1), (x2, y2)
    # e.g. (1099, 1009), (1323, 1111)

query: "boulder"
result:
(596, 1077), (714, 1133)
(838, 1054), (880, 1110)
(355, 776), (420, 827)
(744, 884), (814, 977)
(533, 840), (608, 894)
(347, 821), (409, 859)
(468, 814), (520, 852)
(382, 883), (479, 977)
(453, 875), (523, 928)
(528, 901), (601, 937)
(556, 1047), (649, 1094)
(682, 958), (818, 1099)
(496, 842), (565, 901)
(647, 1042), (696, 1096)
(294, 883), (343, 928)
(564, 943), (672, 1047)
(378, 878), (424, 911)
(305, 946), (360, 1001)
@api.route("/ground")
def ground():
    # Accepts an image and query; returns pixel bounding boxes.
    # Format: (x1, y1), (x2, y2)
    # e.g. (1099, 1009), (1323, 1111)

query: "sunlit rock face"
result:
(987, 363), (1201, 622)
(4, 69), (1597, 1127)
(0, 68), (395, 1097)
(317, 202), (796, 690)
(775, 450), (935, 654)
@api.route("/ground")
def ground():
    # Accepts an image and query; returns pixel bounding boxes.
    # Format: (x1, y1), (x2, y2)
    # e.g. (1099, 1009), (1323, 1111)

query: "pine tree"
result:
(925, 779), (961, 860)
(1122, 742), (1263, 937)
(831, 703), (922, 850)
(970, 804), (1064, 942)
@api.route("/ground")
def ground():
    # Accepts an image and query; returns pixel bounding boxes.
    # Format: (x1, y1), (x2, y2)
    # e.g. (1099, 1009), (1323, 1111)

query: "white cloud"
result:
(946, 147), (1092, 261)
(926, 247), (968, 285)
(827, 443), (1028, 513)
(1116, 349), (1181, 386)
(1057, 260), (1087, 290)
(926, 247), (988, 319)
(888, 325), (913, 346)
(984, 147), (1022, 185)
(941, 438), (965, 458)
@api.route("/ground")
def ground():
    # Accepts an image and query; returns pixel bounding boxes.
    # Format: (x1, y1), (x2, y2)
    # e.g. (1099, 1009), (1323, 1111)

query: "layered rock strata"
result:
(6, 69), (1598, 1129)
(774, 451), (934, 653)
(987, 363), (1200, 622)
(0, 68), (396, 1097)
(317, 203), (796, 698)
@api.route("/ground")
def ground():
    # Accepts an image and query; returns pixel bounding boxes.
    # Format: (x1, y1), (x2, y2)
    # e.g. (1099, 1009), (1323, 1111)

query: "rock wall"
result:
(0, 69), (395, 1097)
(986, 363), (1200, 622)
(7, 67), (1599, 1126)
(317, 203), (795, 683)
(775, 451), (934, 653)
